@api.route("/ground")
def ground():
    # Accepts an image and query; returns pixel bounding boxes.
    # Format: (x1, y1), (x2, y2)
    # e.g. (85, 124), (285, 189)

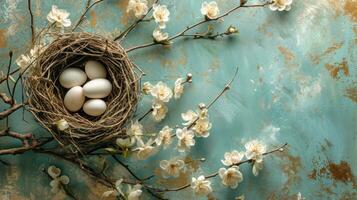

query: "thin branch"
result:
(0, 102), (26, 120)
(138, 108), (153, 122)
(72, 0), (105, 31)
(187, 66), (238, 130)
(5, 51), (13, 99)
(114, 0), (159, 41)
(0, 159), (10, 165)
(159, 143), (288, 192)
(0, 93), (13, 104)
(0, 68), (19, 84)
(27, 0), (35, 44)
(111, 155), (165, 199)
(207, 66), (238, 109)
(126, 2), (269, 52)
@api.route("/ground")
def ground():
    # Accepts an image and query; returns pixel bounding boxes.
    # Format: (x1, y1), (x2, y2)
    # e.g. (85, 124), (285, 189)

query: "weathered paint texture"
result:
(0, 0), (357, 199)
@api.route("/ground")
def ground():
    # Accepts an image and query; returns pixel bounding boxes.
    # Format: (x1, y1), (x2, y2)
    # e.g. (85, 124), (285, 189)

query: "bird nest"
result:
(24, 32), (140, 150)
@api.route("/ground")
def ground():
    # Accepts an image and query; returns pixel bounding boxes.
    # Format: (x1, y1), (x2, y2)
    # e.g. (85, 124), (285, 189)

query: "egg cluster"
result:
(59, 60), (112, 117)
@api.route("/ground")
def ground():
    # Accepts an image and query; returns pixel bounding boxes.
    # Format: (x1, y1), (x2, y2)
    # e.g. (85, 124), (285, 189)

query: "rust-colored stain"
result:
(0, 29), (7, 48)
(277, 46), (297, 69)
(328, 161), (354, 183)
(308, 160), (357, 189)
(117, 0), (132, 26)
(89, 10), (97, 28)
(328, 0), (343, 17)
(308, 169), (317, 180)
(310, 41), (344, 64)
(275, 150), (302, 197)
(325, 58), (350, 79)
(257, 18), (274, 37)
(344, 0), (357, 22)
(344, 86), (357, 103)
(160, 56), (188, 69)
(278, 46), (295, 63)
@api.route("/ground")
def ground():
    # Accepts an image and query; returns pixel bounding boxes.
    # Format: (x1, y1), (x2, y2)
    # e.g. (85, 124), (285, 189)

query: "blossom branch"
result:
(0, 103), (26, 120)
(181, 25), (238, 40)
(38, 149), (166, 199)
(72, 0), (105, 31)
(157, 143), (288, 192)
(27, 0), (35, 44)
(0, 129), (36, 155)
(186, 66), (238, 130)
(5, 51), (13, 97)
(114, 0), (159, 41)
(126, 2), (269, 52)
(111, 155), (166, 199)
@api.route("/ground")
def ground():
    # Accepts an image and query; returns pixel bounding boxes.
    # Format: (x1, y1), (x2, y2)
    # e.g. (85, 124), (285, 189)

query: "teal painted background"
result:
(1, 0), (357, 199)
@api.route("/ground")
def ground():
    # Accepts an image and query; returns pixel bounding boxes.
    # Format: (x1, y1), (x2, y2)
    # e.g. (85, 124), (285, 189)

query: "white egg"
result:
(64, 86), (85, 112)
(59, 68), (87, 88)
(83, 78), (112, 98)
(85, 60), (107, 79)
(83, 99), (107, 116)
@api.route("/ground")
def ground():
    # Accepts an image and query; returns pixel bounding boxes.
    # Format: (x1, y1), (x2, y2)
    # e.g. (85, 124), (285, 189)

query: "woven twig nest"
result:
(24, 32), (140, 149)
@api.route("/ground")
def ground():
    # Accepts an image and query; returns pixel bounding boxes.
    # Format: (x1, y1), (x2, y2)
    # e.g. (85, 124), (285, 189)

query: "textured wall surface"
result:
(0, 0), (357, 199)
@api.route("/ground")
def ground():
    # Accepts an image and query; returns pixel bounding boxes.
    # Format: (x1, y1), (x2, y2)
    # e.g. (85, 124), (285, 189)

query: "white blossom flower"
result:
(269, 0), (293, 11)
(150, 81), (173, 102)
(127, 121), (143, 143)
(16, 54), (32, 72)
(159, 158), (185, 178)
(29, 45), (45, 58)
(181, 110), (198, 126)
(200, 1), (220, 19)
(151, 100), (168, 121)
(116, 137), (136, 148)
(221, 150), (244, 166)
(176, 128), (195, 152)
(174, 78), (184, 99)
(252, 160), (263, 176)
(191, 175), (212, 196)
(244, 140), (266, 162)
(198, 107), (209, 118)
(155, 126), (173, 148)
(245, 140), (266, 176)
(153, 27), (169, 43)
(218, 166), (243, 189)
(142, 82), (152, 95)
(135, 138), (156, 160)
(127, 0), (149, 18)
(47, 166), (70, 193)
(47, 5), (71, 27)
(193, 118), (212, 137)
(127, 184), (142, 200)
(102, 178), (124, 198)
(153, 4), (170, 29)
(16, 45), (44, 73)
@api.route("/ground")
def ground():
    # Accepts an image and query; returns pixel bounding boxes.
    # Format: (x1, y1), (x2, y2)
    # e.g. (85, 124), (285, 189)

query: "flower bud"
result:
(56, 119), (69, 131)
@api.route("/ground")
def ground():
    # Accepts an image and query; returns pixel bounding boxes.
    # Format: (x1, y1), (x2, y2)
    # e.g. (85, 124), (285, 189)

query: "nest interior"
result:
(24, 32), (140, 149)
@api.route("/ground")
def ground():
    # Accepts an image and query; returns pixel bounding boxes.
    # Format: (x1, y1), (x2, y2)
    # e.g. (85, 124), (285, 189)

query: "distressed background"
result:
(0, 0), (357, 199)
